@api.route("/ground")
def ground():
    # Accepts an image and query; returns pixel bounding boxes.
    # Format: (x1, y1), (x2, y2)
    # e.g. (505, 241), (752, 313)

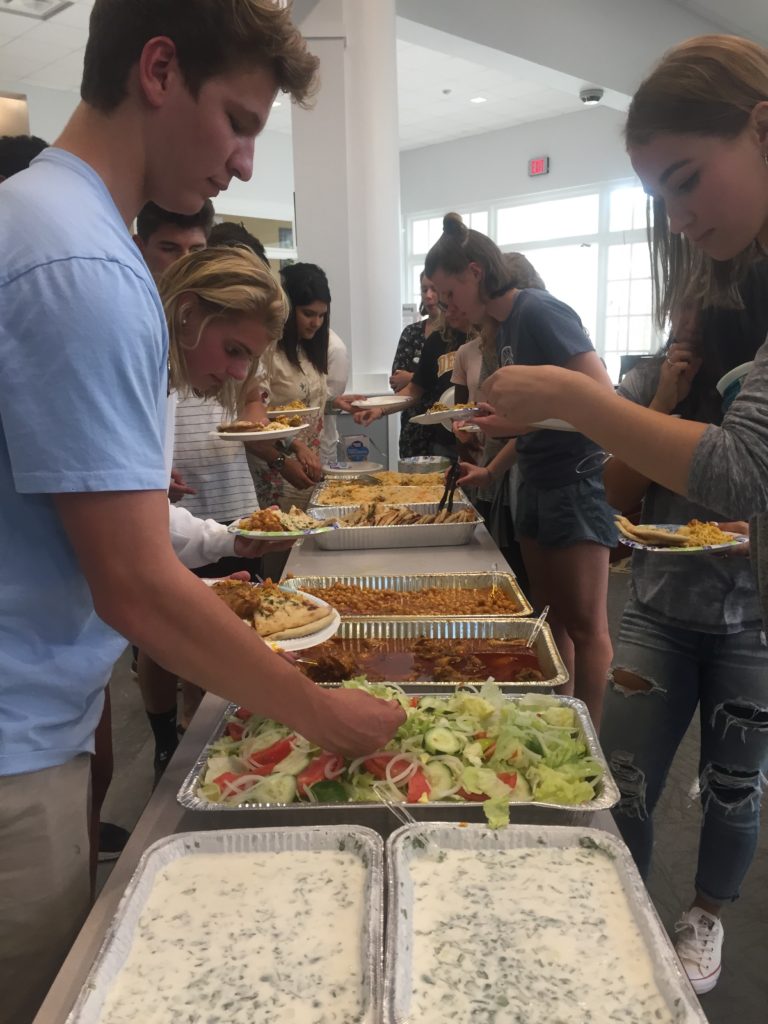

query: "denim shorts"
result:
(515, 472), (617, 549)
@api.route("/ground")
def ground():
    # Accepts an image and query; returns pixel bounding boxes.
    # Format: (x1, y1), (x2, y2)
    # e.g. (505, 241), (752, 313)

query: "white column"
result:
(292, 0), (402, 392)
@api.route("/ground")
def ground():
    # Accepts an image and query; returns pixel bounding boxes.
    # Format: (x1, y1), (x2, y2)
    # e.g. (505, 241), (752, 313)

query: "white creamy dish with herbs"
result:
(96, 850), (368, 1024)
(406, 844), (687, 1024)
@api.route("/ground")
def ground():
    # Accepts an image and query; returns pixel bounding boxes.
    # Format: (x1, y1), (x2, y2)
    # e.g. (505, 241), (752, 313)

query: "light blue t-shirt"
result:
(0, 149), (169, 775)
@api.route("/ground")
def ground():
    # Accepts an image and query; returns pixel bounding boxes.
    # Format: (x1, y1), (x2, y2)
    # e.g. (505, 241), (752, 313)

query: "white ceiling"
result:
(0, 2), (582, 148)
(1, 0), (766, 147)
(672, 0), (768, 45)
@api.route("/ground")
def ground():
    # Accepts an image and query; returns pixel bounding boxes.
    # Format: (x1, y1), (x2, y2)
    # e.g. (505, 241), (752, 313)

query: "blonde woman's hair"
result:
(625, 34), (768, 325)
(159, 245), (289, 416)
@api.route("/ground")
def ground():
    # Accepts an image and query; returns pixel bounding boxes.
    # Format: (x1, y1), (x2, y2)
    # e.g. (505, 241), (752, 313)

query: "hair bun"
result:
(443, 212), (468, 241)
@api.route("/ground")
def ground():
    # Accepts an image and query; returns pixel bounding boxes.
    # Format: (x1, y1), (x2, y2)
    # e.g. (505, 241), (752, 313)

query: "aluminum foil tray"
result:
(177, 693), (615, 816)
(65, 826), (383, 1024)
(323, 615), (568, 690)
(384, 823), (708, 1024)
(308, 502), (481, 550)
(281, 571), (532, 618)
(309, 482), (468, 507)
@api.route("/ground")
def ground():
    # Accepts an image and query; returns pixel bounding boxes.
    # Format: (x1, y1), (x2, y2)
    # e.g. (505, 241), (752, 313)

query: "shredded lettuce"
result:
(196, 681), (604, 825)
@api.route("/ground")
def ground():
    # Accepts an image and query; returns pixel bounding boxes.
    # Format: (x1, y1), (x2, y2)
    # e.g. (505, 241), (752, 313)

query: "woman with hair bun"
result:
(425, 213), (617, 725)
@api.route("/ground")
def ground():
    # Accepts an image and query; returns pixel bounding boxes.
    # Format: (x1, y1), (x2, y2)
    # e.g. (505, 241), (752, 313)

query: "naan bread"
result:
(211, 579), (334, 639)
(615, 515), (690, 547)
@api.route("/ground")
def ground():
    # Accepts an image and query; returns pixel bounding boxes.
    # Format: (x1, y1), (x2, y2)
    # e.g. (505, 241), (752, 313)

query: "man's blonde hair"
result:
(160, 245), (288, 415)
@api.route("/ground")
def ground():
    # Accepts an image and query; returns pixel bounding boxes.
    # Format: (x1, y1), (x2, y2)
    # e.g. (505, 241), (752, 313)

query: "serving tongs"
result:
(372, 782), (442, 859)
(437, 459), (461, 515)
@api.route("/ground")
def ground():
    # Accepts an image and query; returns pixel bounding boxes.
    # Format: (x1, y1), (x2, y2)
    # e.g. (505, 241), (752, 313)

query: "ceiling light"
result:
(470, 96), (488, 104)
(0, 0), (73, 20)
(272, 100), (282, 108)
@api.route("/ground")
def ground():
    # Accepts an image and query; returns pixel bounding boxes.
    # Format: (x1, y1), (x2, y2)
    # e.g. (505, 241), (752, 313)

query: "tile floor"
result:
(99, 572), (768, 1023)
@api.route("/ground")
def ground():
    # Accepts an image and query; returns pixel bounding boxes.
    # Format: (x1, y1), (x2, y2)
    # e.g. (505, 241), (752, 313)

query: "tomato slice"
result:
(213, 771), (243, 791)
(297, 753), (344, 797)
(247, 736), (294, 770)
(234, 707), (253, 721)
(457, 787), (486, 802)
(225, 722), (245, 740)
(363, 754), (413, 780)
(497, 771), (518, 789)
(406, 767), (431, 803)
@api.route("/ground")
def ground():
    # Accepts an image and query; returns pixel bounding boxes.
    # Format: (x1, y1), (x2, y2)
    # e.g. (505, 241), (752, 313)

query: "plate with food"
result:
(214, 417), (309, 442)
(266, 402), (320, 418)
(615, 516), (748, 553)
(228, 505), (338, 539)
(410, 402), (480, 426)
(206, 577), (341, 650)
(530, 417), (577, 431)
(351, 395), (415, 411)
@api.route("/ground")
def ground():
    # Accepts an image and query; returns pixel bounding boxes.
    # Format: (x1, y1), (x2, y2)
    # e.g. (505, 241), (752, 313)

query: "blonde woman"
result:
(137, 246), (294, 781)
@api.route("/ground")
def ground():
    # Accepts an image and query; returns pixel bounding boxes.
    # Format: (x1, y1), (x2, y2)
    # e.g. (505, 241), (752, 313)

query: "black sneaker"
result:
(153, 747), (174, 788)
(98, 822), (130, 862)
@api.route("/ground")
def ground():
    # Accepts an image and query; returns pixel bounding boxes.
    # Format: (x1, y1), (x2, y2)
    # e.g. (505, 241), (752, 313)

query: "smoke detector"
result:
(579, 87), (604, 106)
(0, 0), (73, 20)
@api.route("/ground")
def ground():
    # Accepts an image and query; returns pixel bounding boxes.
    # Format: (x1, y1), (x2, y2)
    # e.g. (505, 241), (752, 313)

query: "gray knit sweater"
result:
(689, 337), (768, 625)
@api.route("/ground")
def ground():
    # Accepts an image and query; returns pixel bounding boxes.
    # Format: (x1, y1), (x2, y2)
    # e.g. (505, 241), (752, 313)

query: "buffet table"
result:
(33, 522), (619, 1024)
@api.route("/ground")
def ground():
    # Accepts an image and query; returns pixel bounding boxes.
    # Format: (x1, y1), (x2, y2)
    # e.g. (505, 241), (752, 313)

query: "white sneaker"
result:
(674, 907), (723, 994)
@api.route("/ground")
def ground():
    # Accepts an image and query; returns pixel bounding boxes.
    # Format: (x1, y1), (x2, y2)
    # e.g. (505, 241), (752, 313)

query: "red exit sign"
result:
(528, 156), (550, 177)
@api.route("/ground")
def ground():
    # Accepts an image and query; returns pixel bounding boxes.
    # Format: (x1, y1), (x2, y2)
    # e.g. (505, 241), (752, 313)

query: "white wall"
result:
(0, 80), (295, 221)
(399, 105), (633, 217)
(0, 82), (79, 144)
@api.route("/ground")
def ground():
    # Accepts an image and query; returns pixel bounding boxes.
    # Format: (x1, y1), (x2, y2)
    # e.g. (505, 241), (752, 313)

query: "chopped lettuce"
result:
(196, 681), (603, 826)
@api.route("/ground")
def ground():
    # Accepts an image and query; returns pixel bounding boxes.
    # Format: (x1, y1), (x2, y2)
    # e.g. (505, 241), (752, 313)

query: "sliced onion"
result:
(323, 757), (345, 779)
(385, 756), (419, 787)
(347, 750), (392, 775)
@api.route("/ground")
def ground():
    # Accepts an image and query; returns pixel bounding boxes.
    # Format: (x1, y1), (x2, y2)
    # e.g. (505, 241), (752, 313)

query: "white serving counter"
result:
(33, 523), (617, 1024)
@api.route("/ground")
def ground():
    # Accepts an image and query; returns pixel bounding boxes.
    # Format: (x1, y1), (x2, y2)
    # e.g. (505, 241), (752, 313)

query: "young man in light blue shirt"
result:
(0, 3), (403, 1019)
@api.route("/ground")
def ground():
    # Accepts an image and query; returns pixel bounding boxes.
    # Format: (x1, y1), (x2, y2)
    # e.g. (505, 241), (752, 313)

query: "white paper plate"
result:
(618, 522), (749, 554)
(411, 406), (480, 426)
(213, 423), (309, 442)
(531, 418), (577, 431)
(204, 581), (341, 651)
(227, 519), (338, 540)
(351, 395), (415, 410)
(266, 406), (320, 418)
(323, 461), (384, 476)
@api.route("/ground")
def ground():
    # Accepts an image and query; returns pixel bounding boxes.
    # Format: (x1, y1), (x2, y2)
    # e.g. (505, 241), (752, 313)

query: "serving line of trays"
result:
(307, 479), (469, 507)
(306, 501), (483, 550)
(281, 570), (533, 619)
(177, 691), (614, 817)
(65, 823), (707, 1024)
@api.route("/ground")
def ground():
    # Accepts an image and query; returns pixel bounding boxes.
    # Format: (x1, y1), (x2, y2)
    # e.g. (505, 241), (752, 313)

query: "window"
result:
(408, 209), (490, 306)
(497, 194), (599, 246)
(405, 182), (662, 381)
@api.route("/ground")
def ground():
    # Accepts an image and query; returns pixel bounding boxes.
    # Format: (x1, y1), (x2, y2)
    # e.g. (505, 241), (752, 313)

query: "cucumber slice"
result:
(424, 761), (453, 797)
(424, 727), (463, 755)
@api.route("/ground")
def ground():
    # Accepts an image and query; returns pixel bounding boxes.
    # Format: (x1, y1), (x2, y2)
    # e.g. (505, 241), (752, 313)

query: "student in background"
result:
(390, 272), (442, 458)
(426, 213), (616, 726)
(0, 133), (48, 181)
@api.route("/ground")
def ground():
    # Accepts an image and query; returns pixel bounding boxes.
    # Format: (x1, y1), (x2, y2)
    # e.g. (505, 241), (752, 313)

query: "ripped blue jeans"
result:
(600, 596), (768, 903)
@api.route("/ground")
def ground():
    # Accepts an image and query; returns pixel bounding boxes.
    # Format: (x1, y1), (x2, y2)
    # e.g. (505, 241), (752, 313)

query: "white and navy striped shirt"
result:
(173, 395), (259, 523)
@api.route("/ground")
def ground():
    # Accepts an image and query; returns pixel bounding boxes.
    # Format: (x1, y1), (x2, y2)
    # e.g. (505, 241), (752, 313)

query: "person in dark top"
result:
(426, 212), (616, 726)
(390, 272), (442, 457)
(354, 307), (472, 459)
(0, 134), (48, 181)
